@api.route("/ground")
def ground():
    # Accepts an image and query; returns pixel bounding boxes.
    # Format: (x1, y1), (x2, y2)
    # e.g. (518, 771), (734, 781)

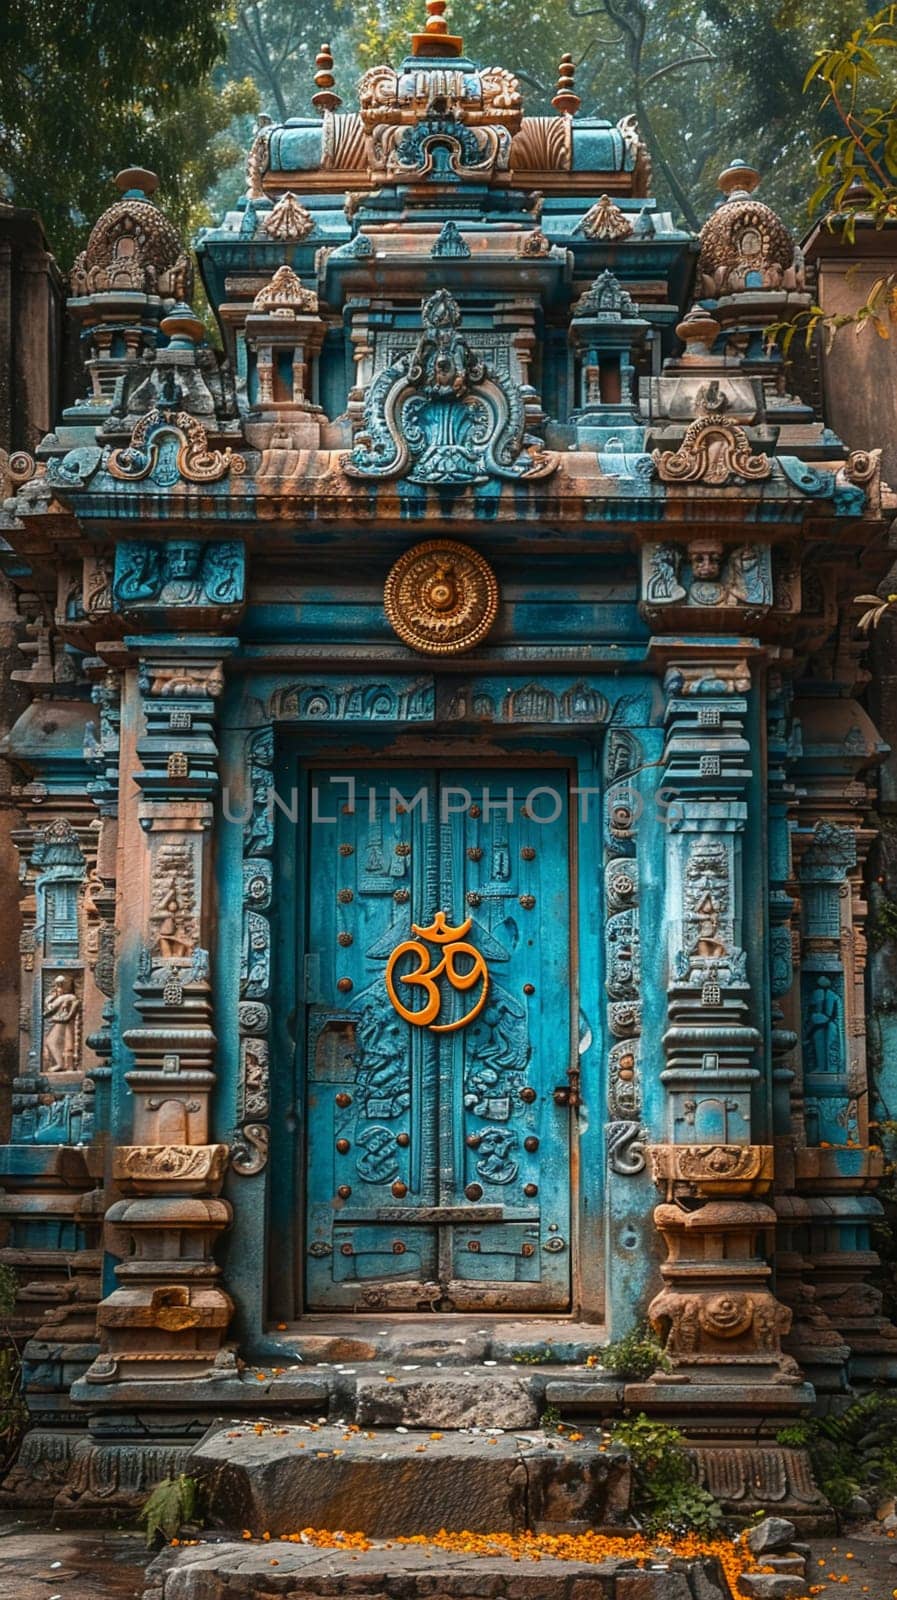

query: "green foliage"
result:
(0, 1264), (26, 1478)
(540, 1403), (562, 1428)
(777, 1394), (897, 1514)
(512, 1346), (554, 1363)
(871, 890), (897, 943)
(0, 1), (259, 264)
(612, 1413), (724, 1536)
(138, 1473), (204, 1547)
(322, 0), (881, 230)
(598, 1323), (670, 1382)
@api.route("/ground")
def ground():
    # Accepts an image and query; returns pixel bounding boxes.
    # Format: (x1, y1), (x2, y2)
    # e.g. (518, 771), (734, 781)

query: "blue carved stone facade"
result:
(0, 8), (895, 1513)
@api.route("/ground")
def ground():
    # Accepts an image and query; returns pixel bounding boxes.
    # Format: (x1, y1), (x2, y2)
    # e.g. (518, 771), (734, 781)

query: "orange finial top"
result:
(411, 0), (463, 58)
(312, 42), (342, 114)
(552, 53), (581, 116)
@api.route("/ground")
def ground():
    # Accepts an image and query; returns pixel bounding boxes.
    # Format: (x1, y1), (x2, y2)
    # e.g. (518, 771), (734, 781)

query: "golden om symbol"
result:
(385, 912), (489, 1032)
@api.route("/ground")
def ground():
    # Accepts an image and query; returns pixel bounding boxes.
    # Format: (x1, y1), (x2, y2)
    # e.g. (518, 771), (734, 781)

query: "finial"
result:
(552, 53), (581, 117)
(717, 159), (761, 201)
(114, 168), (159, 200)
(160, 302), (204, 347)
(312, 42), (342, 114)
(411, 0), (463, 59)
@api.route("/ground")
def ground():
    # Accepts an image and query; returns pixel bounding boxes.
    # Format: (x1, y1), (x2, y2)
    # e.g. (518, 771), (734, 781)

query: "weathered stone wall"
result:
(0, 208), (63, 1139)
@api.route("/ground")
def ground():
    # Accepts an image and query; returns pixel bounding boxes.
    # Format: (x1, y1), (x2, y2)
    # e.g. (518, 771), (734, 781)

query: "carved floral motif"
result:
(342, 290), (558, 485)
(107, 411), (245, 485)
(261, 193), (315, 241)
(252, 265), (318, 316)
(575, 194), (633, 241)
(383, 539), (499, 656)
(652, 411), (771, 486)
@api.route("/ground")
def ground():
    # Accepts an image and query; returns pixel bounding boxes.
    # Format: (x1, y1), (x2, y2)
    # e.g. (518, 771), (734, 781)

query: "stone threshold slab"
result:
(266, 1316), (608, 1367)
(144, 1539), (728, 1600)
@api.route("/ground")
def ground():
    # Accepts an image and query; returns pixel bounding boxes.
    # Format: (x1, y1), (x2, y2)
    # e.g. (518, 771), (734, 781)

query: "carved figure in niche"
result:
(42, 975), (81, 1073)
(150, 843), (197, 962)
(727, 545), (768, 605)
(804, 976), (842, 1074)
(688, 539), (726, 605)
(646, 545), (686, 603)
(685, 842), (730, 964)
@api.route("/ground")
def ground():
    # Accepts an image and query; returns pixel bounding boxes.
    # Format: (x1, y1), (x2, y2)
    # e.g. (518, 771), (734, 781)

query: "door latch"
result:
(553, 1065), (581, 1110)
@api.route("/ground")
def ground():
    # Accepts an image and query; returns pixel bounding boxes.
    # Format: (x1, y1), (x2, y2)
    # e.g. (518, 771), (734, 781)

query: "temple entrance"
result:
(303, 766), (574, 1311)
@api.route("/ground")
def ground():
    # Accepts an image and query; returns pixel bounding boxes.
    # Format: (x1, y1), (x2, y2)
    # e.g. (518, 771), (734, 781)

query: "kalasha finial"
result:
(411, 0), (463, 59)
(312, 42), (342, 115)
(552, 54), (581, 117)
(717, 159), (761, 201)
(114, 168), (159, 199)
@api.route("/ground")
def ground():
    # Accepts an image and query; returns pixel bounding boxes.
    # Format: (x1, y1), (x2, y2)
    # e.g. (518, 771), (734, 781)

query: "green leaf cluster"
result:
(138, 1473), (204, 1546)
(596, 1323), (670, 1382)
(612, 1413), (724, 1537)
(0, 0), (259, 265)
(777, 1394), (897, 1514)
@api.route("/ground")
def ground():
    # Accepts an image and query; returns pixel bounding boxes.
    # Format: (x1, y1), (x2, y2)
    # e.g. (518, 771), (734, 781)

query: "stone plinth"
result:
(190, 1422), (631, 1538)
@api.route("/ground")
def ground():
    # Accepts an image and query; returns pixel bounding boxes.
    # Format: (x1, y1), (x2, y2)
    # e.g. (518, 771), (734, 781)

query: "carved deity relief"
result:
(643, 540), (773, 609)
(603, 732), (647, 1178)
(149, 842), (198, 964)
(113, 540), (245, 614)
(802, 974), (844, 1076)
(41, 973), (82, 1074)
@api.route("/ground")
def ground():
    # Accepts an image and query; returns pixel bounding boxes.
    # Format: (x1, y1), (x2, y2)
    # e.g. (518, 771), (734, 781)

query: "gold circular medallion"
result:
(384, 539), (499, 655)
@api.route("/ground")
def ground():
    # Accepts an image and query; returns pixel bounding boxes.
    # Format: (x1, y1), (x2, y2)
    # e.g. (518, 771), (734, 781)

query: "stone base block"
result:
(189, 1422), (632, 1538)
(354, 1367), (539, 1428)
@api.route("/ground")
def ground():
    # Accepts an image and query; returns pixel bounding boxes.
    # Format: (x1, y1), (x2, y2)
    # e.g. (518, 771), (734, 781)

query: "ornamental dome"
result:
(70, 168), (193, 300)
(697, 161), (804, 300)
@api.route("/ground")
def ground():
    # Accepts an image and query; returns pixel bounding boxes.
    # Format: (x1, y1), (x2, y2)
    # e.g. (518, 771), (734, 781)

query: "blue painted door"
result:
(304, 767), (573, 1311)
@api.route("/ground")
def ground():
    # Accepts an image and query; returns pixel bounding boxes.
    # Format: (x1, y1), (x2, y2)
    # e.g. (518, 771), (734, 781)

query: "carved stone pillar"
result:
(83, 642), (235, 1385)
(642, 655), (801, 1396)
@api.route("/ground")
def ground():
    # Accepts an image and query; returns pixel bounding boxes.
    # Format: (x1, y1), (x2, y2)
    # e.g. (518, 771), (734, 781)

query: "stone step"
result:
(145, 1539), (728, 1600)
(189, 1421), (631, 1538)
(69, 1361), (623, 1429)
(271, 1316), (607, 1367)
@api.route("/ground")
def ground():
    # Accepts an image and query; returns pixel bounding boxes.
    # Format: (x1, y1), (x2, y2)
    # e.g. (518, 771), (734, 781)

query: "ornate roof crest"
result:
(431, 220), (470, 258)
(70, 169), (192, 300)
(107, 410), (246, 485)
(572, 269), (637, 320)
(342, 289), (558, 487)
(252, 265), (319, 316)
(698, 161), (804, 299)
(261, 193), (315, 241)
(575, 194), (633, 241)
(652, 400), (771, 487)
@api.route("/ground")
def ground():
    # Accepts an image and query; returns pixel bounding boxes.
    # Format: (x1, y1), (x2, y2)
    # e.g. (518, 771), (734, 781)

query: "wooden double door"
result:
(304, 766), (574, 1311)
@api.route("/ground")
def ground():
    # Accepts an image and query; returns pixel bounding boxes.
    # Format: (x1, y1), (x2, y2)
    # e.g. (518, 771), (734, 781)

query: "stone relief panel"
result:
(643, 540), (773, 610)
(112, 540), (245, 619)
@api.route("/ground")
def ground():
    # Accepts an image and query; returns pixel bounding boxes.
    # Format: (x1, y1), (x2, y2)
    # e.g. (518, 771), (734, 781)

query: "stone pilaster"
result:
(789, 666), (897, 1387)
(83, 641), (236, 1385)
(0, 685), (107, 1404)
(642, 654), (801, 1397)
